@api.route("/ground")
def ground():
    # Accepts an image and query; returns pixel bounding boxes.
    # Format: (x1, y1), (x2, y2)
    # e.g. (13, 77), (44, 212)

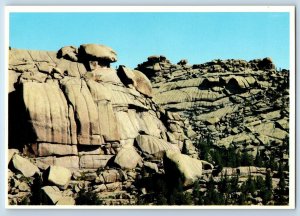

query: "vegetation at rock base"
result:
(8, 45), (291, 206)
(75, 189), (103, 205)
(136, 165), (288, 206)
(195, 135), (289, 171)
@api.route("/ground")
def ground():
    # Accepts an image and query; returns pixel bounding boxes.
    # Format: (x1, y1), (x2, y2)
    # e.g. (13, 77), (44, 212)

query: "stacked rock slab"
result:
(137, 57), (289, 165)
(9, 44), (184, 170)
(8, 44), (209, 205)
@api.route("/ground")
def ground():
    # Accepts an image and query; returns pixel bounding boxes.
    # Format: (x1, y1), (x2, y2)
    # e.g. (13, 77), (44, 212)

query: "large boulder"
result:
(46, 165), (72, 187)
(8, 149), (19, 165)
(118, 66), (153, 97)
(41, 186), (63, 205)
(11, 154), (39, 177)
(163, 150), (203, 187)
(57, 46), (78, 62)
(257, 57), (275, 70)
(114, 143), (142, 170)
(78, 44), (117, 63)
(135, 135), (180, 159)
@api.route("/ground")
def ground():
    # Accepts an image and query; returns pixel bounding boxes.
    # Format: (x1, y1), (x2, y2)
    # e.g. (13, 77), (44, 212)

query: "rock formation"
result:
(8, 44), (204, 205)
(135, 56), (290, 205)
(8, 44), (289, 206)
(137, 56), (289, 163)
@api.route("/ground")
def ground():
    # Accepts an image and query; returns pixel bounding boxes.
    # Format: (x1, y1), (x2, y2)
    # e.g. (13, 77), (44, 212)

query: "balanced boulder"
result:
(57, 46), (78, 62)
(79, 44), (117, 63)
(118, 66), (153, 97)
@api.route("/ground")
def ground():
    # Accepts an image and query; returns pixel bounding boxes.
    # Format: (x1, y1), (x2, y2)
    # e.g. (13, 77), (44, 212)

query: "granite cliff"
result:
(8, 44), (289, 206)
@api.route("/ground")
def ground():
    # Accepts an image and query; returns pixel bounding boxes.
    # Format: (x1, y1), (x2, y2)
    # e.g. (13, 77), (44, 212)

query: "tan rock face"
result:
(47, 165), (72, 187)
(114, 143), (142, 170)
(56, 196), (76, 205)
(137, 54), (289, 166)
(8, 149), (19, 165)
(135, 135), (180, 159)
(41, 186), (63, 204)
(118, 66), (153, 97)
(57, 46), (78, 62)
(11, 155), (39, 177)
(8, 45), (195, 179)
(79, 44), (117, 63)
(164, 150), (203, 187)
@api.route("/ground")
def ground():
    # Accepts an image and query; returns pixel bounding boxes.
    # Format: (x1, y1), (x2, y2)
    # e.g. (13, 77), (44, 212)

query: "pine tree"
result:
(261, 170), (273, 204)
(230, 172), (239, 193)
(246, 174), (256, 195)
(276, 162), (287, 205)
(265, 170), (273, 191)
(267, 154), (278, 171)
(219, 171), (230, 194)
(227, 146), (237, 167)
(241, 150), (253, 166)
(254, 150), (263, 167)
(255, 176), (264, 189)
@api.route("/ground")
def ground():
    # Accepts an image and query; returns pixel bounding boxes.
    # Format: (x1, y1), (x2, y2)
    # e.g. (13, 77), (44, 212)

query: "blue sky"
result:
(9, 12), (290, 69)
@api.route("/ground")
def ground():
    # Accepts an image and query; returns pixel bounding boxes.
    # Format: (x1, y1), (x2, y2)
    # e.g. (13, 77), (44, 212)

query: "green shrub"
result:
(75, 189), (102, 205)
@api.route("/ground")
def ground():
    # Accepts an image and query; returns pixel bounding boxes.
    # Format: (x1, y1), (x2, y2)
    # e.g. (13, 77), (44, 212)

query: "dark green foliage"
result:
(136, 175), (193, 205)
(29, 173), (43, 205)
(190, 169), (288, 206)
(254, 150), (263, 167)
(241, 150), (254, 166)
(136, 133), (290, 206)
(218, 171), (230, 194)
(238, 193), (246, 205)
(156, 195), (168, 205)
(19, 196), (31, 205)
(259, 170), (273, 205)
(265, 170), (273, 190)
(266, 153), (278, 171)
(195, 135), (289, 173)
(75, 189), (102, 205)
(196, 135), (213, 163)
(241, 174), (256, 195)
(274, 162), (288, 205)
(255, 176), (264, 189)
(208, 145), (241, 168)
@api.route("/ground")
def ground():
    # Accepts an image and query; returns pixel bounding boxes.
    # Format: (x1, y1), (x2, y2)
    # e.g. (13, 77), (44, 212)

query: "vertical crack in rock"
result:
(8, 44), (289, 206)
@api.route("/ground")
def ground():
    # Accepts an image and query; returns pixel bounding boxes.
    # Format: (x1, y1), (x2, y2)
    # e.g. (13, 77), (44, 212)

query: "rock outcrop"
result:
(164, 150), (204, 187)
(137, 56), (289, 163)
(8, 43), (289, 206)
(8, 44), (206, 206)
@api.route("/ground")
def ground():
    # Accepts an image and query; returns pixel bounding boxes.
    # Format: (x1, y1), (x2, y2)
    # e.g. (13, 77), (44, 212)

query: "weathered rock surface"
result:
(79, 44), (117, 63)
(8, 44), (289, 206)
(8, 44), (199, 206)
(137, 56), (289, 161)
(114, 143), (142, 170)
(9, 45), (193, 171)
(11, 155), (39, 177)
(56, 196), (76, 205)
(135, 135), (180, 159)
(41, 186), (63, 204)
(164, 150), (203, 187)
(46, 165), (72, 187)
